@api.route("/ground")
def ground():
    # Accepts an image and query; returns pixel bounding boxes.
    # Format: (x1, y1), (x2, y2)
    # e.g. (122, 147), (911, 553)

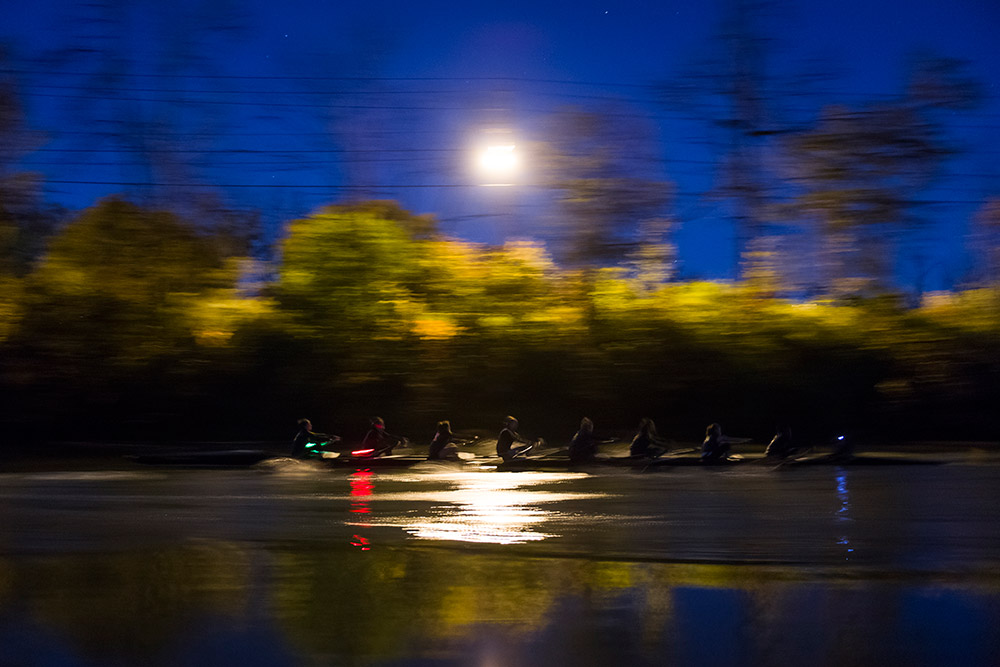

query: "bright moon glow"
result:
(478, 145), (518, 173)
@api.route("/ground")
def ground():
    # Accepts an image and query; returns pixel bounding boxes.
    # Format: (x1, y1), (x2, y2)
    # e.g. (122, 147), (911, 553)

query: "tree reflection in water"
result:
(2, 466), (1000, 664)
(4, 544), (999, 666)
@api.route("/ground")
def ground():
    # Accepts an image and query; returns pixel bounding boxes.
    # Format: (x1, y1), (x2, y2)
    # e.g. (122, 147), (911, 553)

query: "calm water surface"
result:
(1, 455), (999, 666)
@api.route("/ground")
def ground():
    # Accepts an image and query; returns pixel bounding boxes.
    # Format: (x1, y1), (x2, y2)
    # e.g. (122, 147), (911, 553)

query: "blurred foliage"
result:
(1, 51), (60, 279)
(0, 198), (997, 443)
(1, 198), (261, 438)
(784, 103), (946, 297)
(532, 108), (672, 266)
(969, 198), (1000, 287)
(780, 56), (980, 300)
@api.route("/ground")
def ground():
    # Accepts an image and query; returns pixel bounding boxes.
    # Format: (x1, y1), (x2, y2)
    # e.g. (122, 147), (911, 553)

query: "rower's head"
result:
(504, 416), (518, 430)
(638, 417), (655, 435)
(579, 417), (594, 433)
(707, 423), (722, 437)
(436, 420), (452, 435)
(371, 416), (385, 430)
(298, 418), (312, 431)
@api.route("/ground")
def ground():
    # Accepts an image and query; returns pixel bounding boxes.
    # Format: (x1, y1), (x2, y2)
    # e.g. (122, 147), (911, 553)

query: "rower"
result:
(569, 418), (597, 463)
(292, 418), (340, 458)
(496, 416), (536, 462)
(629, 418), (670, 458)
(569, 417), (615, 463)
(701, 423), (750, 462)
(764, 425), (797, 459)
(359, 417), (408, 457)
(428, 420), (475, 460)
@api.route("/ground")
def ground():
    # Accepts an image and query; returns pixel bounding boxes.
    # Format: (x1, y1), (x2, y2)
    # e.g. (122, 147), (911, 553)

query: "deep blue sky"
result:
(3, 0), (999, 288)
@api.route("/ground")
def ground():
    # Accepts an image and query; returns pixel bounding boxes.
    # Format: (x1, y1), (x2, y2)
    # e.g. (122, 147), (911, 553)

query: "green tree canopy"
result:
(13, 197), (237, 378)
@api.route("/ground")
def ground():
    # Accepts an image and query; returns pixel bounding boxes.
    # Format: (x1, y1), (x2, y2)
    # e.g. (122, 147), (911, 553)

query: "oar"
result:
(641, 447), (698, 472)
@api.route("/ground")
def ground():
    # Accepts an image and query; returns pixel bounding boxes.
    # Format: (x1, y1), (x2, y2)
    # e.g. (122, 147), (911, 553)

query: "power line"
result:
(22, 158), (445, 166)
(37, 180), (994, 203)
(43, 179), (484, 189)
(30, 147), (459, 154)
(23, 83), (474, 95)
(21, 91), (472, 111)
(24, 148), (1000, 172)
(25, 147), (721, 163)
(6, 67), (989, 103)
(19, 90), (1000, 129)
(24, 81), (992, 114)
(47, 128), (455, 137)
(10, 67), (1000, 112)
(4, 68), (657, 89)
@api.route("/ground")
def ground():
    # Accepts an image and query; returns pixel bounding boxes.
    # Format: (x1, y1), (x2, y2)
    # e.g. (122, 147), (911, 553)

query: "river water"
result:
(1, 452), (999, 666)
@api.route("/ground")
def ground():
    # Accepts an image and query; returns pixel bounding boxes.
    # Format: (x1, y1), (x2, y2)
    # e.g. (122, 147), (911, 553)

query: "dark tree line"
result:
(0, 198), (996, 445)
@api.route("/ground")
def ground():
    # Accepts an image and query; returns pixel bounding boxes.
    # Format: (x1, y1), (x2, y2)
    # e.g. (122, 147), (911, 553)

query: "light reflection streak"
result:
(349, 469), (374, 514)
(398, 472), (602, 545)
(350, 534), (371, 551)
(835, 472), (854, 560)
(349, 469), (374, 550)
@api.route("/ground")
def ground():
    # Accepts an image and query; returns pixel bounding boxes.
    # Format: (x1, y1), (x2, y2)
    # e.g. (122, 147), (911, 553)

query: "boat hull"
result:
(130, 449), (279, 466)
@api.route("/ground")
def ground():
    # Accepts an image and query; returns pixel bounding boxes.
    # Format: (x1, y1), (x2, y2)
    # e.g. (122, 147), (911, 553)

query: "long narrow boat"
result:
(494, 449), (950, 471)
(776, 453), (948, 467)
(129, 449), (280, 466)
(492, 456), (629, 471)
(129, 450), (434, 469)
(320, 449), (479, 468)
(644, 454), (757, 468)
(321, 454), (434, 468)
(492, 451), (708, 471)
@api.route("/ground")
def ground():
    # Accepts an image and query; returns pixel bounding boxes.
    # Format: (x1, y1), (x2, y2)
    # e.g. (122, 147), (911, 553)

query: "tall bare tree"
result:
(667, 0), (793, 282)
(0, 49), (59, 276)
(533, 107), (673, 268)
(784, 56), (981, 298)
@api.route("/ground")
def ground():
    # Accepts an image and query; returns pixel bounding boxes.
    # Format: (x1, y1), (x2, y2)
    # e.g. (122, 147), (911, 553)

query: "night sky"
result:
(3, 0), (999, 287)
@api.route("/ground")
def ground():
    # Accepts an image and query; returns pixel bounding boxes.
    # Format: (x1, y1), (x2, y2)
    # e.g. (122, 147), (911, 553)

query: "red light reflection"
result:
(349, 470), (374, 550)
(349, 469), (373, 515)
(350, 534), (371, 551)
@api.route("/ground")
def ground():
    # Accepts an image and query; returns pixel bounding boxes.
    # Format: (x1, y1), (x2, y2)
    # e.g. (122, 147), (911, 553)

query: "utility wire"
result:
(16, 79), (1000, 117)
(37, 180), (993, 203)
(5, 67), (989, 101)
(19, 91), (1000, 123)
